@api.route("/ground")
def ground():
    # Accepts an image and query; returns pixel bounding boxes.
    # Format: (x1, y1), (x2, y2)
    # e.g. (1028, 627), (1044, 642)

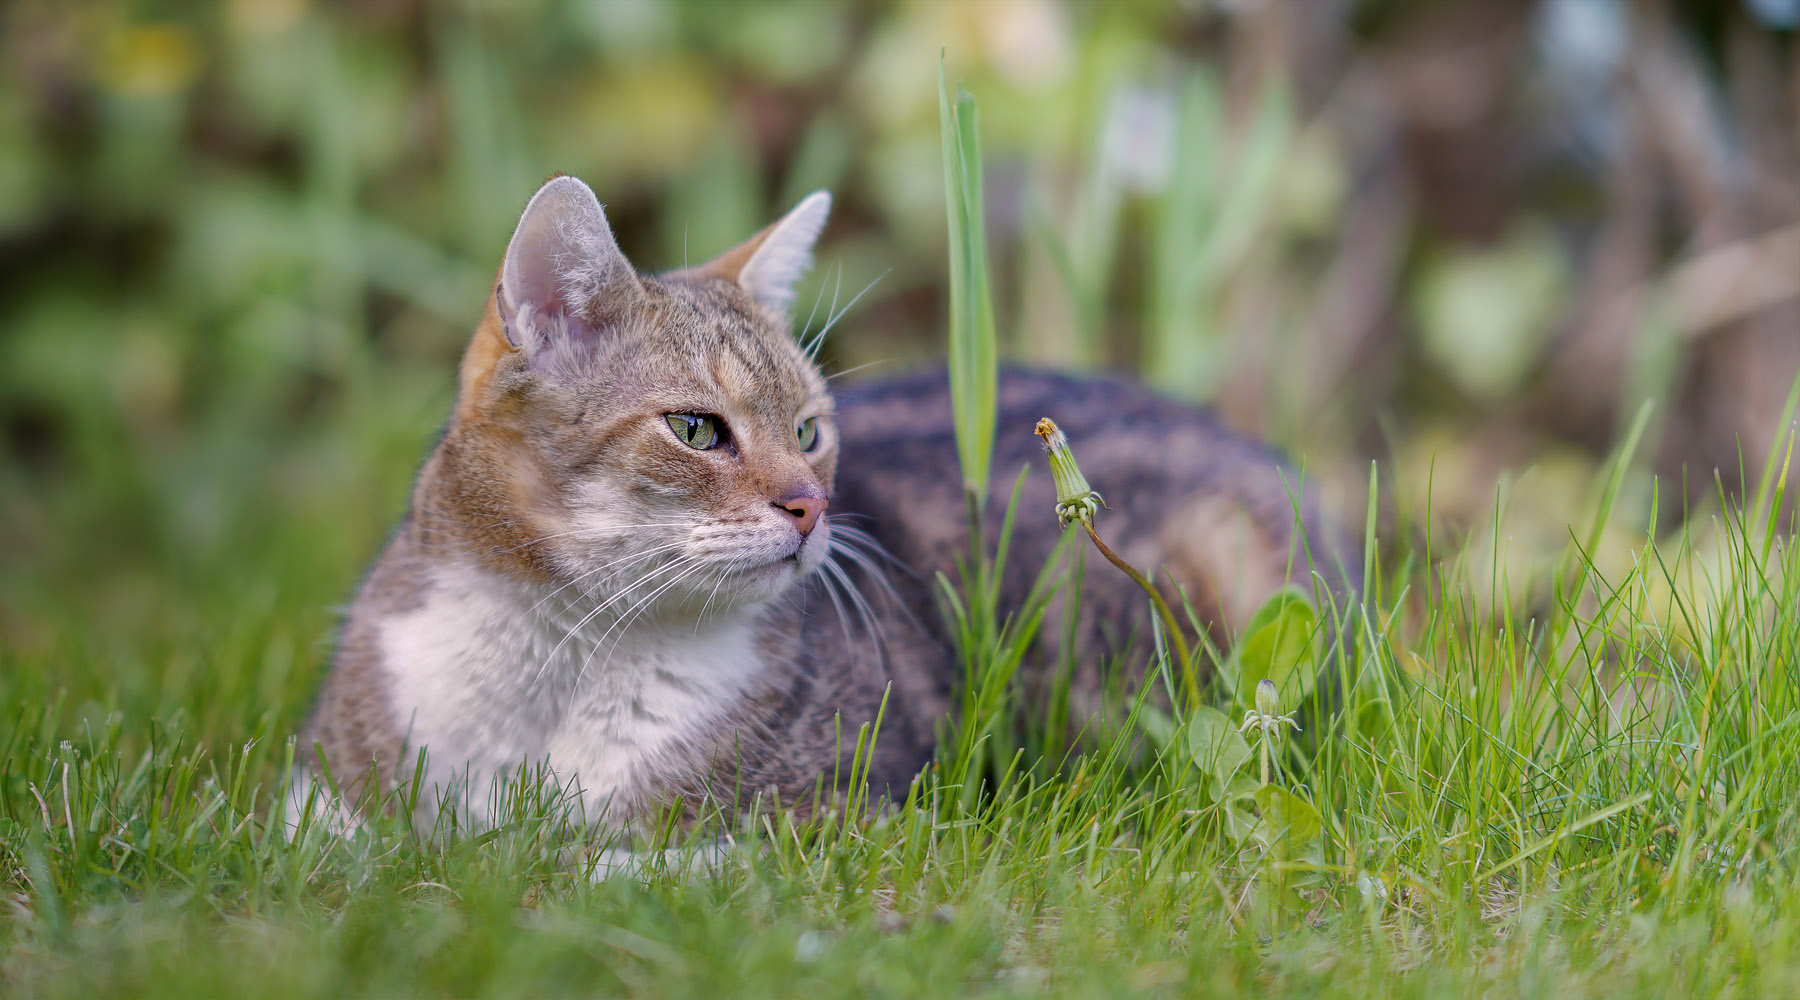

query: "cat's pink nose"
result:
(776, 491), (827, 537)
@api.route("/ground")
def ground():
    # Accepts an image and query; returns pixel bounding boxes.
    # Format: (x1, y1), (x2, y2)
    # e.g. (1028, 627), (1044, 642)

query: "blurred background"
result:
(2, 0), (1797, 721)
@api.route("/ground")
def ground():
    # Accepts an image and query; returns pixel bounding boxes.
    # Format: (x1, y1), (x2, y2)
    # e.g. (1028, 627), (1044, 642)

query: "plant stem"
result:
(1080, 521), (1197, 708)
(965, 489), (986, 571)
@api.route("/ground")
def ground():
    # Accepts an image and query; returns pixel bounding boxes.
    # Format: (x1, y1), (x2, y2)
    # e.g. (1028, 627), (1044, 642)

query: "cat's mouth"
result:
(760, 535), (816, 573)
(727, 547), (803, 577)
(720, 522), (828, 583)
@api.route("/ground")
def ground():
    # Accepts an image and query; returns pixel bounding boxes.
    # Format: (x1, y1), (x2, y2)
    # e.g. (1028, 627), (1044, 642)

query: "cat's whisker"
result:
(579, 552), (705, 628)
(803, 260), (845, 359)
(822, 555), (887, 653)
(544, 541), (692, 601)
(531, 553), (707, 690)
(796, 257), (839, 350)
(577, 555), (722, 694)
(824, 358), (894, 382)
(467, 517), (703, 540)
(806, 271), (887, 361)
(822, 558), (881, 653)
(829, 522), (909, 569)
(828, 525), (912, 599)
(692, 553), (750, 631)
(497, 522), (701, 555)
(526, 540), (693, 618)
(541, 555), (708, 698)
(814, 557), (859, 653)
(835, 542), (904, 605)
(824, 525), (919, 645)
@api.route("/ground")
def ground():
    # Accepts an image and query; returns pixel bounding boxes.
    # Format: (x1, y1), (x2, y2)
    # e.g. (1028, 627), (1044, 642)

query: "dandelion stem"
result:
(1037, 416), (1200, 708)
(1079, 521), (1197, 708)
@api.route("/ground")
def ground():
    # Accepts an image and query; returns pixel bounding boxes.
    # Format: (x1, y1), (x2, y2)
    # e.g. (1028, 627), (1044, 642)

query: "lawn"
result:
(5, 380), (1799, 1000)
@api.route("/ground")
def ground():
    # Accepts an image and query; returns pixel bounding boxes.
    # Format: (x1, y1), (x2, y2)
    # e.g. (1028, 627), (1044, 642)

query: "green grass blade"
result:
(939, 57), (998, 508)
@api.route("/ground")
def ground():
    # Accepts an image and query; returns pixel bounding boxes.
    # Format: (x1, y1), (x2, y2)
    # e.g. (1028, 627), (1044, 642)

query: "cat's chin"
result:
(735, 552), (810, 591)
(721, 541), (827, 606)
(686, 571), (790, 619)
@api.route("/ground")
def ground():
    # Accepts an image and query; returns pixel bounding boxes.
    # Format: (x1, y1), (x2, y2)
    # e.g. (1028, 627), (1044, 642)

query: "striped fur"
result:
(293, 177), (1357, 839)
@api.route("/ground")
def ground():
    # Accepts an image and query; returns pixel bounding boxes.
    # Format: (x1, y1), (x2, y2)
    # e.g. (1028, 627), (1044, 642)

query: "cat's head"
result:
(440, 175), (839, 621)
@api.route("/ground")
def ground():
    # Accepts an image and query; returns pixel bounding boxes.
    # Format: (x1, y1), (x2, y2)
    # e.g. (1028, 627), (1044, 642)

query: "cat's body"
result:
(294, 177), (1353, 836)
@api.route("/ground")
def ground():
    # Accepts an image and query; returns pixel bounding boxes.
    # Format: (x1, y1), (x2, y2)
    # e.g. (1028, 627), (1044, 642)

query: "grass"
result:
(7, 76), (1800, 1000)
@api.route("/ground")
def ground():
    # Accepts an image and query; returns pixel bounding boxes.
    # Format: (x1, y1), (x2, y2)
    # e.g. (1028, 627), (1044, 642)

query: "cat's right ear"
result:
(496, 175), (642, 368)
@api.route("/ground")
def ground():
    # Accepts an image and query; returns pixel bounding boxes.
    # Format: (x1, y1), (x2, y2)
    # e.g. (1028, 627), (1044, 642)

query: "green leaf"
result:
(1252, 784), (1322, 848)
(1239, 585), (1312, 638)
(1220, 804), (1258, 844)
(1226, 590), (1320, 707)
(1184, 706), (1251, 800)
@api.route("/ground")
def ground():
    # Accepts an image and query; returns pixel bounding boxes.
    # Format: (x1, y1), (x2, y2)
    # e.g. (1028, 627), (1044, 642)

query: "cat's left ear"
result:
(693, 191), (832, 316)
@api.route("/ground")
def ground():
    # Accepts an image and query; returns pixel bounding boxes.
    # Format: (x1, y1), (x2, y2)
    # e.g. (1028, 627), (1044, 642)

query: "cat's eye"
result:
(795, 417), (820, 452)
(666, 413), (724, 450)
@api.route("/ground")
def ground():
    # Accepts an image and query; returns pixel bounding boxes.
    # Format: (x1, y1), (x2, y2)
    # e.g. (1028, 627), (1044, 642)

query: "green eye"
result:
(796, 417), (819, 452)
(666, 413), (723, 450)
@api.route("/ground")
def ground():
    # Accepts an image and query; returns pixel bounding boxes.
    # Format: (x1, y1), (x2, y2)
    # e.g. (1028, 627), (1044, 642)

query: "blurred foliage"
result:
(2, 0), (1798, 669)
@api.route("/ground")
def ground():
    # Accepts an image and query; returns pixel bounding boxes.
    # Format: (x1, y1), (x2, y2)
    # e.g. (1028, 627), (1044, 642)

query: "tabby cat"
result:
(292, 175), (1353, 836)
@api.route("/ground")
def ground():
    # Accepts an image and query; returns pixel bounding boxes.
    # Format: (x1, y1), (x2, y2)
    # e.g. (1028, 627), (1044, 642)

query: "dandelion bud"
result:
(1255, 679), (1280, 718)
(1034, 417), (1105, 528)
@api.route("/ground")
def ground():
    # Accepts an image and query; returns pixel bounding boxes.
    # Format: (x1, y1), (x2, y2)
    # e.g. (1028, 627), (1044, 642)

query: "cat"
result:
(290, 174), (1355, 838)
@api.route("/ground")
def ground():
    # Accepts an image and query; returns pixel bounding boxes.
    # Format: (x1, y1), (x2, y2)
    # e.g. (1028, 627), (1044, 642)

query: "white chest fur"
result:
(375, 560), (767, 828)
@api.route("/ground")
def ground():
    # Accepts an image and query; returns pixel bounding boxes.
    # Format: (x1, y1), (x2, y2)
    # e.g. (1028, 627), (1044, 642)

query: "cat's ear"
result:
(694, 190), (832, 316)
(498, 175), (642, 362)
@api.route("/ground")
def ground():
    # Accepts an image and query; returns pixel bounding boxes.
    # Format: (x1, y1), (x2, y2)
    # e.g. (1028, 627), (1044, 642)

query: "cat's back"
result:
(831, 367), (1356, 654)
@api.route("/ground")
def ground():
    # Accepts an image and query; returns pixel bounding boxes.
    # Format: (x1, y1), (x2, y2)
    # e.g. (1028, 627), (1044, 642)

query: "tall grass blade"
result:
(939, 56), (998, 511)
